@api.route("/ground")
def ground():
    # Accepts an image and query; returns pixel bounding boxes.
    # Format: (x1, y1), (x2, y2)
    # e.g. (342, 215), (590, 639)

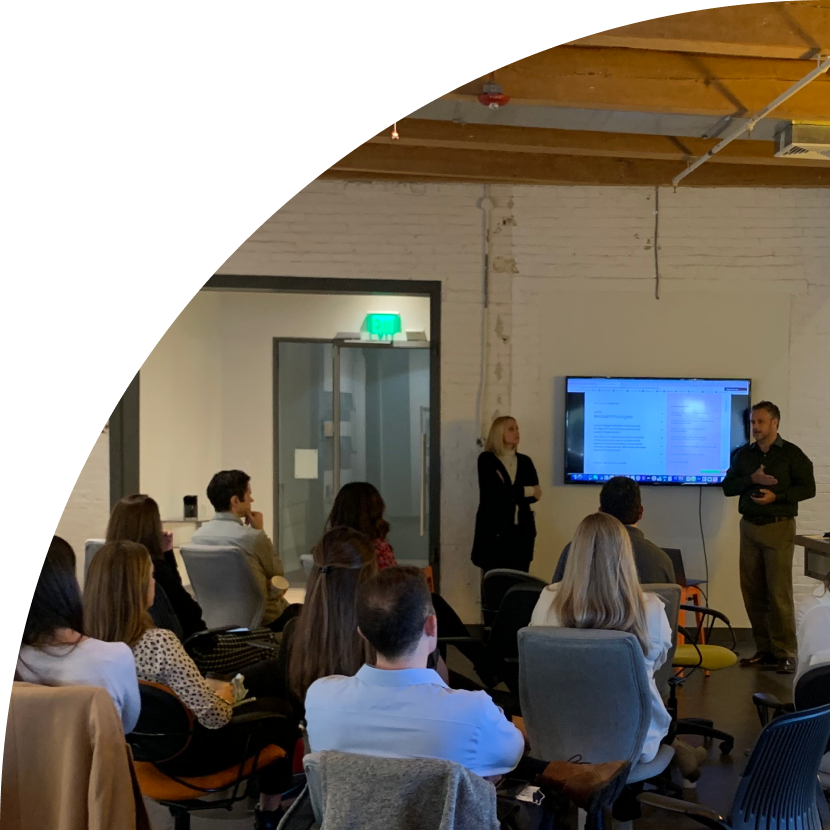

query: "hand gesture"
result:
(162, 531), (174, 553)
(214, 683), (236, 704)
(751, 489), (777, 505)
(246, 510), (264, 530)
(751, 465), (778, 487)
(533, 485), (542, 501)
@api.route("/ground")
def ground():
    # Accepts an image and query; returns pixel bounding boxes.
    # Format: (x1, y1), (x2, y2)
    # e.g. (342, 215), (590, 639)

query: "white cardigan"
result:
(530, 587), (672, 764)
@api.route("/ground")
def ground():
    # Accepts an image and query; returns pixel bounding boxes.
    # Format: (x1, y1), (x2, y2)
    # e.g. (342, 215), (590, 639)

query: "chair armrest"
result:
(679, 605), (731, 627)
(676, 627), (704, 669)
(183, 626), (249, 648)
(638, 792), (730, 830)
(679, 605), (737, 651)
(752, 692), (792, 727)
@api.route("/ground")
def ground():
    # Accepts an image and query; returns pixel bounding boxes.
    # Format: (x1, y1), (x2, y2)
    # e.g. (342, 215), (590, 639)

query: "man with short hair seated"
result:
(191, 469), (291, 630)
(305, 567), (626, 808)
(552, 476), (675, 585)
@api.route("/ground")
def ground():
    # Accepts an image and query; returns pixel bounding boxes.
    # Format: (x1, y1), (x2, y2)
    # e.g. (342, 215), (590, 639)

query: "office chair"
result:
(518, 627), (676, 825)
(481, 569), (547, 630)
(671, 604), (738, 754)
(127, 681), (290, 830)
(640, 704), (830, 830)
(180, 545), (264, 629)
(662, 547), (708, 645)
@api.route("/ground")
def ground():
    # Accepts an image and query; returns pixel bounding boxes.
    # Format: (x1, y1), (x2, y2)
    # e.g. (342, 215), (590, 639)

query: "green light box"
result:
(365, 313), (402, 339)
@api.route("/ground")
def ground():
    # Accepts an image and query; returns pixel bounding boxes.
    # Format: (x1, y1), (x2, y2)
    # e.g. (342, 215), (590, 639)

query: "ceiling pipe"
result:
(672, 54), (830, 188)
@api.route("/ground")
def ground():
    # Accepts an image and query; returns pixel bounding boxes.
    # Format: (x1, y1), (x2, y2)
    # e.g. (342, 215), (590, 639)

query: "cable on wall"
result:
(698, 485), (710, 604)
(475, 184), (493, 444)
(653, 186), (661, 300)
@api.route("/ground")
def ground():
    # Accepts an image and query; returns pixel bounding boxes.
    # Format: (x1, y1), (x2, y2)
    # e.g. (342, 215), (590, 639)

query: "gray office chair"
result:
(300, 554), (314, 577)
(518, 627), (674, 787)
(299, 751), (500, 830)
(180, 545), (264, 629)
(84, 538), (105, 579)
(642, 584), (681, 703)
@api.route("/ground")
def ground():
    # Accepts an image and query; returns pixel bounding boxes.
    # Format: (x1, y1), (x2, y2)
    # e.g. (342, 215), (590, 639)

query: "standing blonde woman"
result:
(531, 513), (705, 781)
(471, 416), (541, 573)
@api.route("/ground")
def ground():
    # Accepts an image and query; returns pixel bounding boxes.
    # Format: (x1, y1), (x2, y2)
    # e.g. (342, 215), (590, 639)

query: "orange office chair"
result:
(127, 681), (291, 830)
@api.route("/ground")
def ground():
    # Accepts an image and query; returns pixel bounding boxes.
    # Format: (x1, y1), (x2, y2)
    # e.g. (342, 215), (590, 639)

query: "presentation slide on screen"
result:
(565, 378), (750, 484)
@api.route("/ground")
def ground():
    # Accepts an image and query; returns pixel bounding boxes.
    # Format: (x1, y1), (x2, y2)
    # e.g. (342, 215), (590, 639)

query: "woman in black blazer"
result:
(471, 416), (541, 573)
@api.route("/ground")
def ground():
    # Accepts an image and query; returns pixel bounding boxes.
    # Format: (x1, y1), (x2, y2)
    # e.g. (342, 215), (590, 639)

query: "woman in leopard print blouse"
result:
(85, 540), (297, 829)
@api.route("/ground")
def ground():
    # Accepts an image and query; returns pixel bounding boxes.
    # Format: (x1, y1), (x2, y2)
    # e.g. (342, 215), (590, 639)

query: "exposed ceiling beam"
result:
(450, 47), (830, 120)
(0, 119), (830, 169)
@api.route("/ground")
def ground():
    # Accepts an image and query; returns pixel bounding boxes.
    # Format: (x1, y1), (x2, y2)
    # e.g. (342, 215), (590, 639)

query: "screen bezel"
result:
(563, 375), (752, 487)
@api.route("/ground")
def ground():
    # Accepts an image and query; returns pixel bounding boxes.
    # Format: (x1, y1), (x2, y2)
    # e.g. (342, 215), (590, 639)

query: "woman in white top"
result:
(796, 573), (830, 683)
(530, 513), (673, 766)
(16, 536), (140, 733)
(85, 540), (297, 830)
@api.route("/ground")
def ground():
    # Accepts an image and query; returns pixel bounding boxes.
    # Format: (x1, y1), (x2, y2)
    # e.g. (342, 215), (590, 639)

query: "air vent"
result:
(775, 123), (830, 161)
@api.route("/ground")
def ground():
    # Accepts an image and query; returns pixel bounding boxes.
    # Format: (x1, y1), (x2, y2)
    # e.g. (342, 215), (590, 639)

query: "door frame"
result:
(110, 274), (442, 588)
(273, 336), (436, 582)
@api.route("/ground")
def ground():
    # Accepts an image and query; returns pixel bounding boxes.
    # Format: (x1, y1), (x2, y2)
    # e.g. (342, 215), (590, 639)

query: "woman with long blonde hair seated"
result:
(531, 513), (704, 776)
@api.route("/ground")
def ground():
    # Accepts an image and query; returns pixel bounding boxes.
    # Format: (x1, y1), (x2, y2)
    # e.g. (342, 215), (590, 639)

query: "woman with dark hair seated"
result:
(85, 540), (297, 830)
(326, 481), (499, 689)
(106, 494), (206, 638)
(17, 536), (140, 733)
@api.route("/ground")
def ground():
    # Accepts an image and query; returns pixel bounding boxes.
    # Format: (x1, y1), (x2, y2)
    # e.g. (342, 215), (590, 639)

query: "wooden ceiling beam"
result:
(450, 46), (830, 120)
(0, 119), (830, 169)
(329, 143), (830, 187)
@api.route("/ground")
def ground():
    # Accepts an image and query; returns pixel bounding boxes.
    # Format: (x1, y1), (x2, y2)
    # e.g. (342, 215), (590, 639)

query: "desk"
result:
(797, 535), (830, 580)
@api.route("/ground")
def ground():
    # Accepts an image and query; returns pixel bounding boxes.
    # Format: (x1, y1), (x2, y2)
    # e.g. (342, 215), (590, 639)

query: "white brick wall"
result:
(60, 180), (830, 621)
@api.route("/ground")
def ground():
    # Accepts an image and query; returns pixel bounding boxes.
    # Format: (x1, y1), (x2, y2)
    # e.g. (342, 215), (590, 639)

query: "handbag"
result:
(185, 626), (280, 674)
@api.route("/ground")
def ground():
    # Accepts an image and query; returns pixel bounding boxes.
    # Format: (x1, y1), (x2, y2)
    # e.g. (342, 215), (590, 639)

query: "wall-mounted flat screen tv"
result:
(565, 377), (751, 485)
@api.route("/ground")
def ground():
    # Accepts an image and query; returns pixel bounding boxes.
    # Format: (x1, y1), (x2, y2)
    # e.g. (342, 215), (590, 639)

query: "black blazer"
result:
(471, 451), (539, 571)
(153, 551), (207, 639)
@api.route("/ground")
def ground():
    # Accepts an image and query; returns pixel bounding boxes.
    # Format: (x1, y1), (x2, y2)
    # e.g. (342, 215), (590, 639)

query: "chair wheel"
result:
(720, 740), (733, 755)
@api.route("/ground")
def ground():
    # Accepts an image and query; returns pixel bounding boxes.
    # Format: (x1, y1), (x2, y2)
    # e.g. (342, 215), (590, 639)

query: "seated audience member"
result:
(796, 568), (830, 682)
(305, 566), (525, 778)
(287, 527), (378, 709)
(16, 536), (140, 733)
(107, 494), (207, 638)
(326, 481), (397, 569)
(325, 481), (494, 688)
(85, 540), (297, 830)
(533, 513), (705, 781)
(552, 476), (675, 585)
(191, 469), (296, 632)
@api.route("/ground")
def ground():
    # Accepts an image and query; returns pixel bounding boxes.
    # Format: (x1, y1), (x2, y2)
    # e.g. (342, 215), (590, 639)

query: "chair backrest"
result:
(84, 538), (105, 579)
(300, 554), (314, 577)
(518, 627), (651, 765)
(730, 704), (830, 830)
(642, 583), (681, 702)
(303, 751), (499, 830)
(661, 548), (686, 587)
(488, 583), (544, 661)
(126, 681), (194, 764)
(481, 569), (547, 627)
(795, 664), (830, 711)
(180, 544), (264, 629)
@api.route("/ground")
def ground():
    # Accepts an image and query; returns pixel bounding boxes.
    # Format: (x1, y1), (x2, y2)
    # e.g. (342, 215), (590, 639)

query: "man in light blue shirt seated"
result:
(305, 567), (525, 779)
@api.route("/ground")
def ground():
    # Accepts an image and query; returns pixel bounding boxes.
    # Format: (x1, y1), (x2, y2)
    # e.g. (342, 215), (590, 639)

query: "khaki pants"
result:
(739, 517), (796, 658)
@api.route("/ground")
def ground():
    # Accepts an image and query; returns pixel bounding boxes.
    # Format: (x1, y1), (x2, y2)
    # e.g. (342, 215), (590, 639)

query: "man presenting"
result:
(723, 401), (815, 674)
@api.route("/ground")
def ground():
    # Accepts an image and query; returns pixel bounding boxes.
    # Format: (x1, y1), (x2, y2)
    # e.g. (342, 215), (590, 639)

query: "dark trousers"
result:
(739, 517), (797, 658)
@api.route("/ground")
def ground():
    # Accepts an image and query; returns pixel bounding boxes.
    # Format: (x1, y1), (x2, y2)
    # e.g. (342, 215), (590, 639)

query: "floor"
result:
(144, 636), (795, 829)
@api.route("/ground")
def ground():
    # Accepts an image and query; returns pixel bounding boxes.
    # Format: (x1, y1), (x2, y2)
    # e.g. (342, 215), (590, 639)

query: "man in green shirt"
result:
(722, 401), (816, 674)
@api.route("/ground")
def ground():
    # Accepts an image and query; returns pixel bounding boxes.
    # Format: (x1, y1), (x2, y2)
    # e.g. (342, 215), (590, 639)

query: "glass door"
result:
(276, 340), (431, 581)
